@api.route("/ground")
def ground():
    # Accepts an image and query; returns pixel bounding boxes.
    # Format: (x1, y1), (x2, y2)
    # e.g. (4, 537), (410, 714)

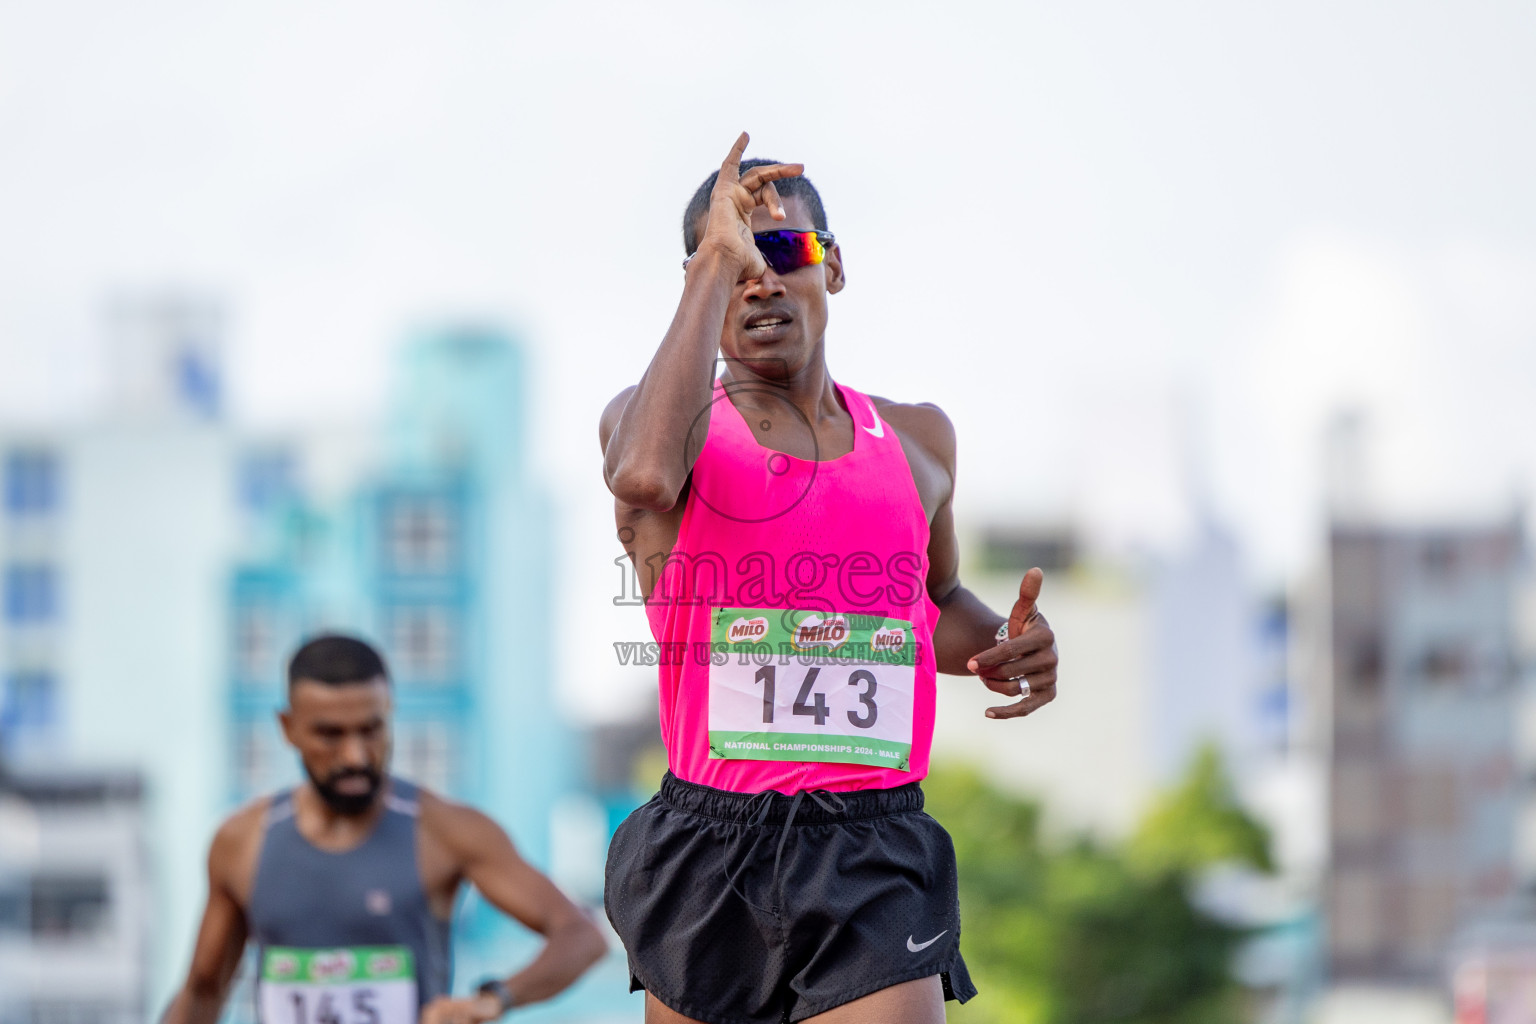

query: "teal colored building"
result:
(227, 328), (631, 1021)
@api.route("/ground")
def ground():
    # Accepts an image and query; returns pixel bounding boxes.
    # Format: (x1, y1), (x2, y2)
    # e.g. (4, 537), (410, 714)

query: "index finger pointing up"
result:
(1008, 567), (1044, 637)
(719, 131), (750, 181)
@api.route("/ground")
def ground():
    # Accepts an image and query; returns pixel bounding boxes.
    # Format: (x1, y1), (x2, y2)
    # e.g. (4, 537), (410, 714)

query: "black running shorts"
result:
(604, 772), (977, 1024)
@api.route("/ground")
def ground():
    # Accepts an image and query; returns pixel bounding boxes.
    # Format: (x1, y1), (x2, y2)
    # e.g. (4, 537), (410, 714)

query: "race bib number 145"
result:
(259, 946), (416, 1024)
(707, 607), (917, 771)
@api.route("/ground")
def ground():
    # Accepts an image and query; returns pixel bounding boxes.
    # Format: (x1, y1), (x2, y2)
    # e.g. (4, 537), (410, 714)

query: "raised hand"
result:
(694, 131), (804, 280)
(966, 567), (1059, 720)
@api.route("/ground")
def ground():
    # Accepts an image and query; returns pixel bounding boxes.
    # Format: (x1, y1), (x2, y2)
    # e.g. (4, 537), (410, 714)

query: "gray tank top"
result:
(248, 778), (452, 1020)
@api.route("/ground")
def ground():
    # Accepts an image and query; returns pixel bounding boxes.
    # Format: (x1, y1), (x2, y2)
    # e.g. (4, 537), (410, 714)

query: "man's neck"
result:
(721, 357), (844, 422)
(292, 782), (388, 852)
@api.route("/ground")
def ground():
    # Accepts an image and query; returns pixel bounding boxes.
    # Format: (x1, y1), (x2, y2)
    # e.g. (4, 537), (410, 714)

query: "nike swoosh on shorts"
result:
(906, 930), (948, 953)
(863, 400), (885, 438)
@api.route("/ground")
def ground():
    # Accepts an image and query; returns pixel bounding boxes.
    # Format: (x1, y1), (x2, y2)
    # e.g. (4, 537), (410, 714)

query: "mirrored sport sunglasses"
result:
(683, 230), (836, 274)
(754, 229), (835, 274)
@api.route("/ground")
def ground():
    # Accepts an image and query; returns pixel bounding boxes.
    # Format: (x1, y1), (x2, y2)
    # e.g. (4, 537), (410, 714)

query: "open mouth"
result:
(745, 314), (793, 337)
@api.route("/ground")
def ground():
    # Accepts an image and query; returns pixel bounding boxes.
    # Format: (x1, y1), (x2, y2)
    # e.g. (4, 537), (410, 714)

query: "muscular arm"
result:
(161, 813), (257, 1024)
(903, 406), (1009, 675)
(600, 392), (687, 602)
(931, 583), (1010, 674)
(602, 135), (801, 511)
(429, 801), (605, 1009)
(889, 400), (1059, 718)
(601, 253), (740, 510)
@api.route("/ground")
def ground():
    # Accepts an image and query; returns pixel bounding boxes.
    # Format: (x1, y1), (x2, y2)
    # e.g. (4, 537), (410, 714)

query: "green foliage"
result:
(925, 747), (1269, 1024)
(1128, 743), (1275, 878)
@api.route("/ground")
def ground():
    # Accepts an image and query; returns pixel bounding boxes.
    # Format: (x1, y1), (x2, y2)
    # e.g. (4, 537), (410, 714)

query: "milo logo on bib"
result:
(791, 615), (850, 651)
(259, 945), (416, 1024)
(707, 606), (919, 770)
(309, 950), (357, 982)
(267, 951), (301, 981)
(366, 951), (406, 977)
(725, 615), (769, 643)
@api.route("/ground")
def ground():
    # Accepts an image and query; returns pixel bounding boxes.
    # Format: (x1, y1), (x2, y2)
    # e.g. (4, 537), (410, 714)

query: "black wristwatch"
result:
(475, 978), (517, 1016)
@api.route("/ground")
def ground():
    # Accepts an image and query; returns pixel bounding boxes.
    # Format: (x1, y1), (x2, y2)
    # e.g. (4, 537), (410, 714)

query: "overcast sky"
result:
(3, 1), (1535, 711)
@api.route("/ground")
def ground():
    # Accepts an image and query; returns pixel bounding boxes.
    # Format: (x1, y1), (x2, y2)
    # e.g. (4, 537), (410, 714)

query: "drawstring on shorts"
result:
(721, 788), (849, 917)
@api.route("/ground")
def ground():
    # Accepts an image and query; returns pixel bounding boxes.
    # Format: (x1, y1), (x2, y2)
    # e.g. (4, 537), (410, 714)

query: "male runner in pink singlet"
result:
(599, 133), (1059, 1024)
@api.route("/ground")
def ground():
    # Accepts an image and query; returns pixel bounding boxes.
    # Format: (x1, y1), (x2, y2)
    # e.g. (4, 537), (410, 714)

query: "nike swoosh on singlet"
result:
(863, 399), (886, 438)
(907, 930), (948, 953)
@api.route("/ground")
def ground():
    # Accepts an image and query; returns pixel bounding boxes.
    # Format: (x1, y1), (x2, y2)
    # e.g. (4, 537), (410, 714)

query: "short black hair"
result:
(287, 634), (389, 690)
(683, 158), (829, 256)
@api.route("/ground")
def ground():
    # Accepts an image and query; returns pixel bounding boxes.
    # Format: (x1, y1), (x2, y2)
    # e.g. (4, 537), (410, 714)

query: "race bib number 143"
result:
(707, 606), (917, 771)
(259, 946), (416, 1024)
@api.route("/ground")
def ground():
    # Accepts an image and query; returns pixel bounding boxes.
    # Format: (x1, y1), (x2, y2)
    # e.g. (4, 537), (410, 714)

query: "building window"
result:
(233, 605), (279, 685)
(238, 450), (296, 514)
(397, 721), (454, 793)
(387, 606), (456, 681)
(1349, 637), (1382, 693)
(28, 875), (110, 939)
(3, 450), (60, 517)
(0, 883), (24, 933)
(384, 497), (455, 575)
(176, 342), (222, 420)
(1418, 643), (1470, 689)
(1, 670), (57, 733)
(4, 564), (59, 624)
(1422, 537), (1459, 578)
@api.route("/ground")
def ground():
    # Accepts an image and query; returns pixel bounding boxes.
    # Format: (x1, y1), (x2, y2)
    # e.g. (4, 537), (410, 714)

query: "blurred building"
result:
(1148, 518), (1269, 781)
(0, 293), (235, 1007)
(224, 328), (630, 1021)
(931, 524), (1158, 838)
(2, 310), (635, 1021)
(1, 445), (64, 760)
(1325, 515), (1528, 984)
(0, 769), (151, 1024)
(939, 523), (1304, 838)
(935, 523), (1326, 1019)
(226, 327), (573, 845)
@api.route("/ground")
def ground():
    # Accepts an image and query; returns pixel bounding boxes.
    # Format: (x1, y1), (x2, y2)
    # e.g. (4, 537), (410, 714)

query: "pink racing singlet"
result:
(644, 377), (941, 794)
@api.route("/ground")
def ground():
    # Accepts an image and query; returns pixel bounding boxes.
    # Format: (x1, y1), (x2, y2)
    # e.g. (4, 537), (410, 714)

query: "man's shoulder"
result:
(212, 795), (271, 849)
(864, 394), (956, 463)
(866, 393), (952, 425)
(416, 787), (510, 852)
(206, 795), (273, 897)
